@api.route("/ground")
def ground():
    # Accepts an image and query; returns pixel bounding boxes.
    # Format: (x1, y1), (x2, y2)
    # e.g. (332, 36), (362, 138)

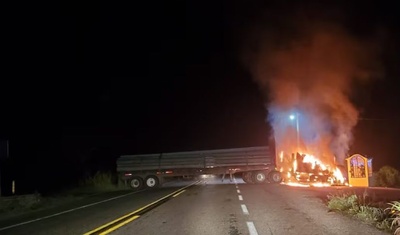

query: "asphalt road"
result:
(112, 178), (395, 235)
(0, 177), (399, 235)
(0, 180), (196, 235)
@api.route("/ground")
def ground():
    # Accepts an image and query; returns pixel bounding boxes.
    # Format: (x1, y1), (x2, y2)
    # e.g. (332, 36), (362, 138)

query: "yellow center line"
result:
(99, 215), (140, 235)
(83, 181), (199, 235)
(172, 189), (186, 197)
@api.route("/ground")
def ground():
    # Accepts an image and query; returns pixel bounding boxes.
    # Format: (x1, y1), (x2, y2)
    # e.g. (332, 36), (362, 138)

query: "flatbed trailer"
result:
(117, 146), (282, 190)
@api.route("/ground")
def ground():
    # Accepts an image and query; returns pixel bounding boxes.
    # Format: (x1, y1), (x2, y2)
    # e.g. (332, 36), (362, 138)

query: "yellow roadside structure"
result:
(345, 154), (373, 187)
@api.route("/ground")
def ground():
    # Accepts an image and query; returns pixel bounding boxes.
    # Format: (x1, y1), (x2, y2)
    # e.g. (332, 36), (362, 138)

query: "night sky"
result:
(1, 1), (400, 194)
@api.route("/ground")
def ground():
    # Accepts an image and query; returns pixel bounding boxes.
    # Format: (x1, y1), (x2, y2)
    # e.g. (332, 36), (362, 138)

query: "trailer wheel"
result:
(242, 172), (254, 184)
(130, 176), (144, 190)
(268, 171), (282, 183)
(145, 175), (159, 188)
(253, 171), (268, 184)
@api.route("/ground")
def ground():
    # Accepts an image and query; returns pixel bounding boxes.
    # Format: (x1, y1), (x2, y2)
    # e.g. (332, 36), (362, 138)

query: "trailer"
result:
(117, 146), (282, 190)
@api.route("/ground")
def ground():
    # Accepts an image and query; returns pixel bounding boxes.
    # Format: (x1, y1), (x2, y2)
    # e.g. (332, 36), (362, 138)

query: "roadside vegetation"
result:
(327, 193), (400, 234)
(327, 166), (400, 234)
(374, 166), (400, 188)
(75, 171), (119, 194)
(41, 171), (120, 197)
(0, 171), (121, 219)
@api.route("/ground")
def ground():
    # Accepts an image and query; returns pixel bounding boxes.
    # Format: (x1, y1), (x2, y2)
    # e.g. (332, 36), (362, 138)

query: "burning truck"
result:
(277, 151), (346, 186)
(268, 108), (349, 187)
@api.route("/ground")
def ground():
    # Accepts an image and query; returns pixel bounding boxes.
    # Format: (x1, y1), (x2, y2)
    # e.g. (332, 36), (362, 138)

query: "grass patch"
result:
(327, 193), (358, 213)
(80, 171), (116, 188)
(73, 171), (118, 195)
(40, 171), (119, 198)
(387, 201), (400, 235)
(0, 193), (42, 214)
(327, 193), (400, 234)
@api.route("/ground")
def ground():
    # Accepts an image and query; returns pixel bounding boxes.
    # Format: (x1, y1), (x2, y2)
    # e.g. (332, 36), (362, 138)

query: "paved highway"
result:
(0, 177), (399, 235)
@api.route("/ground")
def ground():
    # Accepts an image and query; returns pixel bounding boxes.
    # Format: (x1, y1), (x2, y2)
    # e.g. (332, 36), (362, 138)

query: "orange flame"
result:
(311, 182), (331, 187)
(283, 182), (310, 187)
(302, 154), (327, 170)
(333, 167), (345, 184)
(282, 151), (347, 187)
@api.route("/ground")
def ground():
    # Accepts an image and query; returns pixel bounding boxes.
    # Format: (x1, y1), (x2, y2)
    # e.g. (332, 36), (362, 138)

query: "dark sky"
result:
(2, 1), (400, 193)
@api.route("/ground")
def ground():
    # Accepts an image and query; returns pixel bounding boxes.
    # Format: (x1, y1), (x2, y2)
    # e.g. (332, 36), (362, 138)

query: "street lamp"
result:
(289, 113), (300, 150)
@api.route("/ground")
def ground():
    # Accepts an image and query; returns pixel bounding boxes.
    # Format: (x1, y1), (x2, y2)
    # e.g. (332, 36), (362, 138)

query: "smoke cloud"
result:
(245, 21), (381, 165)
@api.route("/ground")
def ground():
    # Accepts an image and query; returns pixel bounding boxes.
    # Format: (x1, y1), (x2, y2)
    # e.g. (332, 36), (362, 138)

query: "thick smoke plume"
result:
(246, 22), (381, 165)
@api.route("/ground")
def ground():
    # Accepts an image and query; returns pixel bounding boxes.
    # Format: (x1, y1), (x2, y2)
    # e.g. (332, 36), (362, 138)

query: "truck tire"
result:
(130, 176), (144, 190)
(145, 175), (159, 188)
(268, 171), (282, 183)
(253, 171), (268, 184)
(242, 172), (254, 184)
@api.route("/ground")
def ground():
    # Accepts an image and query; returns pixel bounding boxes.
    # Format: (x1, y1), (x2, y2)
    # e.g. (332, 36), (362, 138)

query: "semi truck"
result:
(277, 151), (347, 185)
(117, 146), (282, 190)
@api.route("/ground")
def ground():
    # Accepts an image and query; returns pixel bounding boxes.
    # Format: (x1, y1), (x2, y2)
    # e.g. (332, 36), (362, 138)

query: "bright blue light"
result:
(289, 114), (295, 120)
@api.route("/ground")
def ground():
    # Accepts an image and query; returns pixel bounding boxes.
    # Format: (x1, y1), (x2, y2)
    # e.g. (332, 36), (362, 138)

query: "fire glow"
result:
(279, 151), (346, 187)
(333, 167), (345, 184)
(302, 154), (327, 171)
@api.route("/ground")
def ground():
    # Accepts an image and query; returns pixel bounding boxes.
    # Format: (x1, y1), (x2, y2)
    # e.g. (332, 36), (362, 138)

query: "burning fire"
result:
(333, 167), (345, 184)
(280, 151), (347, 187)
(302, 154), (327, 171)
(245, 19), (381, 189)
(311, 182), (332, 187)
(283, 182), (310, 187)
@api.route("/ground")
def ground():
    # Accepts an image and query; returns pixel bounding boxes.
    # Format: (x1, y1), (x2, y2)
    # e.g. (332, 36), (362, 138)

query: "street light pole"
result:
(289, 113), (300, 151)
(296, 113), (299, 151)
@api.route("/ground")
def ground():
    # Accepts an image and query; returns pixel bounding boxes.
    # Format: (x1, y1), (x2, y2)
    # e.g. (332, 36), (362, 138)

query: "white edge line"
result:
(246, 221), (259, 235)
(0, 181), (200, 231)
(241, 204), (249, 215)
(0, 190), (144, 231)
